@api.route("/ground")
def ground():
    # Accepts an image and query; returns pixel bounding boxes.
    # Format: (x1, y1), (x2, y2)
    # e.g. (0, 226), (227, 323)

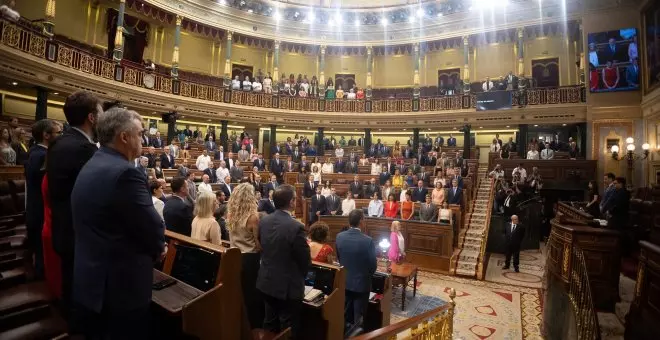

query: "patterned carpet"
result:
(485, 245), (546, 289)
(390, 271), (543, 340)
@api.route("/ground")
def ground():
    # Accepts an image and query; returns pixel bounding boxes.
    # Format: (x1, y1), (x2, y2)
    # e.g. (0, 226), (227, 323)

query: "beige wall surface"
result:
(423, 48), (464, 87)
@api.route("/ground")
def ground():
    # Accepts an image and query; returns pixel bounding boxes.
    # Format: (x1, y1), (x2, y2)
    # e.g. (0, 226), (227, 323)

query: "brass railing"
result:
(0, 19), (586, 113)
(351, 289), (456, 340)
(475, 177), (495, 279)
(567, 242), (601, 340)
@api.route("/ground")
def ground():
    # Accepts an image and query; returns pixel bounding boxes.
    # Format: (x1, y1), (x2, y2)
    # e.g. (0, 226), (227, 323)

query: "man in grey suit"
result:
(419, 194), (438, 222)
(257, 185), (311, 339)
(326, 188), (342, 215)
(336, 210), (377, 326)
(230, 160), (244, 182)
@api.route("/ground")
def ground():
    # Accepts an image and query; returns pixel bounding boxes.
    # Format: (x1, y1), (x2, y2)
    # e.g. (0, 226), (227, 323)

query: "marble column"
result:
(270, 124), (277, 156)
(171, 15), (182, 78)
(111, 0), (127, 62)
(319, 45), (327, 92)
(517, 27), (524, 76)
(364, 128), (372, 154)
(273, 40), (280, 83)
(317, 127), (324, 153)
(463, 36), (470, 84)
(44, 0), (56, 37)
(35, 87), (48, 121)
(413, 43), (421, 97)
(413, 128), (420, 154)
(220, 120), (229, 152)
(366, 46), (373, 98)
(578, 23), (585, 84)
(224, 31), (233, 87)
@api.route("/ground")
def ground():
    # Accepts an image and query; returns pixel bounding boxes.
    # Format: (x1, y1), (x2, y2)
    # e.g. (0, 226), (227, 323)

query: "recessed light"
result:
(416, 8), (424, 17)
(427, 128), (431, 131)
(334, 13), (342, 25)
(479, 126), (483, 128)
(506, 125), (510, 128)
(53, 92), (59, 95)
(10, 82), (17, 86)
(328, 19), (335, 26)
(354, 19), (360, 26)
(562, 123), (567, 126)
(331, 128), (334, 130)
(207, 119), (212, 122)
(307, 11), (315, 22)
(378, 129), (382, 131)
(381, 18), (388, 26)
(273, 11), (281, 21)
(282, 125), (286, 128)
(408, 16), (415, 23)
(534, 124), (539, 127)
(403, 128), (407, 131)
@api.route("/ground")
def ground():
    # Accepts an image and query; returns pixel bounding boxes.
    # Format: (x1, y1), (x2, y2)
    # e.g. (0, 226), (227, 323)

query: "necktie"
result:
(505, 196), (511, 207)
(512, 224), (516, 233)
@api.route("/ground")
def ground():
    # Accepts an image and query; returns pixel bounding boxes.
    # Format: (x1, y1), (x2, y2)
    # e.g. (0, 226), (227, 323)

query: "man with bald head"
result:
(502, 215), (525, 273)
(198, 174), (213, 193)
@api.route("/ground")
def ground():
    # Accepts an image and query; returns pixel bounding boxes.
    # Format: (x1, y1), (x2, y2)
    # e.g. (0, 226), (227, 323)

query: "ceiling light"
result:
(53, 92), (59, 95)
(273, 11), (281, 21)
(416, 8), (424, 17)
(506, 125), (510, 128)
(534, 124), (539, 127)
(307, 11), (315, 22)
(10, 82), (17, 86)
(479, 126), (483, 128)
(354, 19), (360, 26)
(381, 17), (388, 26)
(562, 123), (567, 126)
(328, 19), (335, 26)
(403, 128), (407, 131)
(408, 16), (415, 23)
(282, 125), (286, 128)
(334, 13), (342, 25)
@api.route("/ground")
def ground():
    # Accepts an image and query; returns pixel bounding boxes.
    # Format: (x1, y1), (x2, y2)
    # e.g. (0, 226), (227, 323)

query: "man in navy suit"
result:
(411, 180), (428, 202)
(163, 176), (194, 236)
(336, 210), (377, 325)
(502, 215), (525, 272)
(257, 185), (310, 338)
(335, 157), (346, 173)
(270, 153), (284, 183)
(253, 154), (266, 171)
(25, 119), (62, 279)
(447, 134), (457, 146)
(271, 142), (282, 156)
(150, 131), (163, 148)
(258, 190), (276, 214)
(71, 107), (165, 338)
(447, 178), (463, 206)
(265, 174), (279, 195)
(47, 91), (101, 324)
(309, 186), (326, 224)
(160, 149), (175, 169)
(303, 175), (316, 198)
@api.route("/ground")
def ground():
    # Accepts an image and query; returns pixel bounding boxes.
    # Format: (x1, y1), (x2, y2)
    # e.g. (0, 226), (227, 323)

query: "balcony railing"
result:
(0, 19), (586, 114)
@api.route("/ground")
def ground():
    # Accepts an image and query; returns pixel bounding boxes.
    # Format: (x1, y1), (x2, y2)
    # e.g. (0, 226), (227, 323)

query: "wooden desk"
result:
(364, 273), (392, 333)
(319, 216), (453, 272)
(152, 269), (202, 314)
(487, 159), (596, 185)
(301, 262), (346, 340)
(389, 263), (418, 311)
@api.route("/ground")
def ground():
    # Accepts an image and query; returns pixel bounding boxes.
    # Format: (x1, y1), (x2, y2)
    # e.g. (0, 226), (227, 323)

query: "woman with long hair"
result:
(321, 180), (332, 197)
(149, 180), (165, 220)
(227, 183), (263, 329)
(388, 221), (405, 262)
(308, 222), (335, 263)
(191, 191), (221, 245)
(585, 180), (600, 218)
(0, 127), (16, 165)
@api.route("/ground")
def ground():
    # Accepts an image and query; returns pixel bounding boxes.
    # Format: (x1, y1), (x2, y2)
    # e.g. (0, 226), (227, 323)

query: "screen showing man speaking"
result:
(476, 91), (512, 111)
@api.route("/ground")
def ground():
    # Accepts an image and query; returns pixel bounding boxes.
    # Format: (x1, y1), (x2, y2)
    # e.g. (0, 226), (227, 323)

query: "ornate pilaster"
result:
(223, 31), (233, 86)
(171, 15), (182, 78)
(273, 40), (280, 82)
(413, 43), (420, 98)
(44, 0), (56, 37)
(578, 23), (585, 84)
(366, 46), (373, 98)
(517, 27), (524, 76)
(463, 36), (470, 83)
(112, 0), (126, 62)
(319, 45), (327, 88)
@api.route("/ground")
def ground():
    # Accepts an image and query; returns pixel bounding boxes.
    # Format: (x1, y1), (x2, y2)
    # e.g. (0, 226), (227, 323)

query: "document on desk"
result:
(369, 292), (376, 300)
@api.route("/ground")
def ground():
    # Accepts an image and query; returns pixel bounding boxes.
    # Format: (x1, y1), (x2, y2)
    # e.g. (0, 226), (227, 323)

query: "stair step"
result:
(0, 308), (66, 340)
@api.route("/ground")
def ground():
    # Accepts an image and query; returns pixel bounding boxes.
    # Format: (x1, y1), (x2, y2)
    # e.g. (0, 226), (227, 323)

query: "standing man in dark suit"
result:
(232, 137), (242, 153)
(25, 119), (62, 279)
(435, 135), (444, 146)
(258, 189), (276, 214)
(230, 160), (244, 182)
(309, 186), (326, 224)
(502, 215), (525, 272)
(218, 175), (233, 199)
(364, 178), (380, 199)
(265, 174), (279, 195)
(335, 210), (377, 326)
(409, 158), (421, 175)
(270, 142), (282, 156)
(419, 194), (438, 222)
(411, 180), (428, 202)
(418, 168), (431, 187)
(253, 154), (266, 171)
(447, 134), (457, 147)
(349, 175), (363, 199)
(379, 166), (391, 186)
(47, 91), (101, 325)
(270, 153), (284, 183)
(203, 162), (218, 184)
(335, 157), (346, 173)
(303, 174), (317, 198)
(163, 176), (193, 236)
(160, 149), (175, 169)
(257, 185), (310, 339)
(600, 173), (616, 214)
(345, 157), (358, 174)
(447, 178), (462, 206)
(150, 131), (163, 148)
(326, 188), (342, 215)
(71, 108), (165, 338)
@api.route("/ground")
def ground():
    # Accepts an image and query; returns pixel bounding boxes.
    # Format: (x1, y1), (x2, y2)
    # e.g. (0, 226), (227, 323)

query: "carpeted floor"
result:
(390, 271), (543, 340)
(485, 244), (546, 289)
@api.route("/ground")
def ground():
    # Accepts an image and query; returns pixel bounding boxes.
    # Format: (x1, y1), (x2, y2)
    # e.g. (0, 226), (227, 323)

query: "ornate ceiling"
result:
(140, 0), (632, 46)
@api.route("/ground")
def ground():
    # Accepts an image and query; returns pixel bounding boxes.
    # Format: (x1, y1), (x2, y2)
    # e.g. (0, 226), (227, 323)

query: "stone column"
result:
(270, 124), (277, 156)
(223, 31), (233, 87)
(364, 128), (372, 154)
(35, 87), (48, 121)
(112, 0), (126, 62)
(319, 45), (327, 90)
(578, 23), (585, 84)
(413, 128), (420, 154)
(517, 124), (528, 159)
(366, 46), (373, 98)
(44, 0), (56, 37)
(413, 43), (421, 97)
(273, 40), (280, 83)
(463, 36), (470, 84)
(220, 120), (229, 152)
(517, 27), (524, 76)
(171, 15), (182, 78)
(317, 127), (325, 154)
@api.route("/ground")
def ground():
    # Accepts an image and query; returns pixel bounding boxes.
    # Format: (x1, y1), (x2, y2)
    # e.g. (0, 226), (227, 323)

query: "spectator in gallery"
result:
(490, 139), (501, 153)
(242, 75), (252, 91)
(540, 142), (555, 159)
(527, 145), (540, 160)
(232, 75), (241, 90)
(0, 0), (19, 23)
(602, 60), (620, 90)
(626, 58), (639, 87)
(482, 77), (494, 92)
(336, 85), (345, 99)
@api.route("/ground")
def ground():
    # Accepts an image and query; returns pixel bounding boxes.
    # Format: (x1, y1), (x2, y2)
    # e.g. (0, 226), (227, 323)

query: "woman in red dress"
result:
(41, 174), (62, 299)
(308, 222), (334, 263)
(383, 194), (399, 219)
(602, 61), (619, 90)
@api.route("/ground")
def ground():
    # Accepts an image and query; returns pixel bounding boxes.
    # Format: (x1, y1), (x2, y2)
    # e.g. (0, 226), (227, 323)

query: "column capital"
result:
(175, 15), (183, 26)
(227, 31), (233, 41)
(274, 40), (280, 49)
(320, 45), (326, 55)
(517, 27), (524, 38)
(366, 46), (372, 54)
(463, 36), (469, 46)
(119, 0), (126, 3)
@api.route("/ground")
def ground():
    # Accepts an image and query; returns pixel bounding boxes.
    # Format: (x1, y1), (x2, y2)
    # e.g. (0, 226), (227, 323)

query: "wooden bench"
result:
(318, 216), (454, 272)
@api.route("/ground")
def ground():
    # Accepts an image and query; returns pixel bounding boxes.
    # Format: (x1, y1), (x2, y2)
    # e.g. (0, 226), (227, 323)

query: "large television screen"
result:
(587, 28), (639, 93)
(643, 1), (660, 93)
(476, 91), (512, 111)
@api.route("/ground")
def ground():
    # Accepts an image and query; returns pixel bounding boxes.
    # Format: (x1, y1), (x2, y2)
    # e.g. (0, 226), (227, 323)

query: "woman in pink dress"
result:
(41, 174), (62, 299)
(388, 221), (405, 262)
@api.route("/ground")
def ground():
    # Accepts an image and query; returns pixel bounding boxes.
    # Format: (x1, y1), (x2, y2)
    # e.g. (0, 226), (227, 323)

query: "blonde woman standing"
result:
(227, 183), (263, 329)
(191, 191), (221, 245)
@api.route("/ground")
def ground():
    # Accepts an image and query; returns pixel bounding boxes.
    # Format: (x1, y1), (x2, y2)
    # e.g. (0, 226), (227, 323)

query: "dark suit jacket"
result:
(265, 181), (279, 195)
(13, 142), (29, 165)
(258, 199), (276, 214)
(270, 159), (284, 177)
(447, 187), (462, 205)
(335, 228), (377, 293)
(310, 194), (327, 219)
(447, 138), (457, 146)
(253, 158), (266, 171)
(419, 203), (438, 222)
(25, 145), (47, 235)
(150, 137), (163, 148)
(47, 128), (98, 256)
(411, 187), (428, 202)
(379, 172), (391, 186)
(232, 142), (242, 153)
(203, 168), (218, 184)
(270, 145), (282, 155)
(230, 166), (244, 182)
(218, 182), (232, 198)
(160, 153), (175, 169)
(503, 222), (525, 250)
(303, 181), (317, 198)
(257, 210), (311, 300)
(418, 171), (431, 186)
(349, 181), (363, 198)
(364, 184), (381, 199)
(163, 196), (193, 236)
(146, 153), (157, 168)
(345, 161), (358, 174)
(326, 194), (342, 214)
(71, 147), (165, 313)
(334, 160), (346, 173)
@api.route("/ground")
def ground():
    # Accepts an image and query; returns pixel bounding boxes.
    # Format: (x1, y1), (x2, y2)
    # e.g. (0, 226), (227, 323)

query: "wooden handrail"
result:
(476, 177), (495, 279)
(350, 288), (456, 340)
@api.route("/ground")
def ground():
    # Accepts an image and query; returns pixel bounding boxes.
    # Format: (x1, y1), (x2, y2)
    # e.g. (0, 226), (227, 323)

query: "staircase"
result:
(452, 165), (494, 278)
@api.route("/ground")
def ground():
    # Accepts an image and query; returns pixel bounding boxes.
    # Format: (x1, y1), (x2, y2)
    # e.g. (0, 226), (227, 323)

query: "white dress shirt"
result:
(482, 81), (494, 91)
(198, 182), (213, 193)
(335, 148), (344, 158)
(216, 167), (230, 183)
(342, 199), (356, 216)
(489, 169), (504, 180)
(490, 144), (501, 152)
(321, 163), (334, 174)
(526, 150), (539, 160)
(368, 200), (383, 217)
(541, 149), (554, 160)
(152, 196), (164, 220)
(512, 168), (527, 181)
(196, 155), (212, 171)
(232, 79), (241, 90)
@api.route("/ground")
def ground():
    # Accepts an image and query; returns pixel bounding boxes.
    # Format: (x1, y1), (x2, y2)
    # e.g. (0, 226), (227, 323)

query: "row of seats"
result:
(0, 180), (67, 339)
